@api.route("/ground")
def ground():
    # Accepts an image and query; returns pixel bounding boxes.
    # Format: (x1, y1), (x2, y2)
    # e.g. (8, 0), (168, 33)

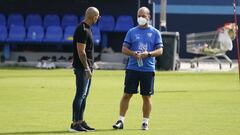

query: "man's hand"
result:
(85, 68), (92, 79)
(133, 52), (141, 60)
(140, 50), (149, 59)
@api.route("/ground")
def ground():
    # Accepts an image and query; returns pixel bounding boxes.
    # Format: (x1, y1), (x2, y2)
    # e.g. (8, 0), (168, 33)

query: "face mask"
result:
(137, 17), (148, 26)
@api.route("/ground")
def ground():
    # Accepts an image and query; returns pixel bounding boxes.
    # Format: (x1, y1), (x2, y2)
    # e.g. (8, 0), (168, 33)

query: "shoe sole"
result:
(113, 125), (123, 129)
(68, 128), (87, 132)
(86, 129), (96, 132)
(141, 127), (149, 130)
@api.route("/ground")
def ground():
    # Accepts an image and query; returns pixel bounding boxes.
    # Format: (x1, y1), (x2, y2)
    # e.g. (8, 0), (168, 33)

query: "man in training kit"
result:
(113, 6), (163, 130)
(69, 7), (100, 132)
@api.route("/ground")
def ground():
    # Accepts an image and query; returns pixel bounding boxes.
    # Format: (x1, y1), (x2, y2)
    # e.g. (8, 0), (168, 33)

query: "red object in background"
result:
(233, 0), (240, 80)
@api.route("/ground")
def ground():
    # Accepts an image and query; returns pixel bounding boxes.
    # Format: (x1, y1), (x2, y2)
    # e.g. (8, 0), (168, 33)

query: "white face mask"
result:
(137, 17), (148, 26)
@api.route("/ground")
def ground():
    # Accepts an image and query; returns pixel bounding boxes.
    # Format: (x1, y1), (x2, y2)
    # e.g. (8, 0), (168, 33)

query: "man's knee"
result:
(142, 96), (151, 102)
(122, 93), (133, 100)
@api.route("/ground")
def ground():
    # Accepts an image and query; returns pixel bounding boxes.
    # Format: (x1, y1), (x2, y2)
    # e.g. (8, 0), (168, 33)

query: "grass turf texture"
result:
(0, 68), (239, 135)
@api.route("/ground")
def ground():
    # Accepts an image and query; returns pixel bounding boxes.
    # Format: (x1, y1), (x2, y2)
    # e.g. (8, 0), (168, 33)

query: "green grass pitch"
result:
(0, 68), (239, 135)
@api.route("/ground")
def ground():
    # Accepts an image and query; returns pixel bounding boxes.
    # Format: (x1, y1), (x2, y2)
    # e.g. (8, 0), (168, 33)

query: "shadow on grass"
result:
(0, 130), (69, 135)
(96, 128), (140, 132)
(0, 129), (139, 135)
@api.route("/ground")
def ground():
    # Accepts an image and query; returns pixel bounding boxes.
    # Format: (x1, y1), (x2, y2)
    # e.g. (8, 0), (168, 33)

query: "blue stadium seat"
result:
(0, 14), (6, 26)
(62, 14), (78, 28)
(25, 14), (42, 28)
(43, 26), (63, 42)
(98, 15), (115, 32)
(63, 26), (76, 43)
(7, 25), (26, 42)
(8, 13), (24, 28)
(91, 25), (101, 45)
(26, 25), (44, 42)
(114, 15), (134, 32)
(43, 14), (60, 28)
(0, 26), (7, 42)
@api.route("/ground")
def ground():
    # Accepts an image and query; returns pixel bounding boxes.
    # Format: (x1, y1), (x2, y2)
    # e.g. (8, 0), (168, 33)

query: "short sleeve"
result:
(123, 30), (132, 48)
(154, 30), (163, 49)
(76, 26), (87, 44)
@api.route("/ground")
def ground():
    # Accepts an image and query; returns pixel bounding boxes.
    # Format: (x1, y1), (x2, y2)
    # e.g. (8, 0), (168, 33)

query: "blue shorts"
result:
(124, 69), (155, 96)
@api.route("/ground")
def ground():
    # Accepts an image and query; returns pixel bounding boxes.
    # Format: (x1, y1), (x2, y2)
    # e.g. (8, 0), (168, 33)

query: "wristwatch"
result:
(148, 52), (151, 57)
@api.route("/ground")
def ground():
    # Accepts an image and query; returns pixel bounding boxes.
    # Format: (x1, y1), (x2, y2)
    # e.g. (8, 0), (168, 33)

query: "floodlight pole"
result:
(160, 0), (167, 31)
(138, 0), (141, 9)
(233, 0), (240, 80)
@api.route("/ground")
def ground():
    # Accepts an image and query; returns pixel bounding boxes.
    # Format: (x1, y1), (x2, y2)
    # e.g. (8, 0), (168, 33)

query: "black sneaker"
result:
(141, 123), (149, 130)
(113, 120), (124, 129)
(69, 123), (87, 132)
(81, 121), (95, 131)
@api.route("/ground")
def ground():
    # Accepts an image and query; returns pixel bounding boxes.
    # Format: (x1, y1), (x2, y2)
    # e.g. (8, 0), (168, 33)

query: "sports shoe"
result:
(69, 123), (87, 132)
(141, 123), (149, 130)
(113, 120), (124, 129)
(82, 121), (95, 131)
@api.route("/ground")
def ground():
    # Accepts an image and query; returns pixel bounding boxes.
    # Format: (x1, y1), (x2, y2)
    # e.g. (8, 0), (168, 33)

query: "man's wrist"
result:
(132, 51), (137, 57)
(148, 52), (152, 57)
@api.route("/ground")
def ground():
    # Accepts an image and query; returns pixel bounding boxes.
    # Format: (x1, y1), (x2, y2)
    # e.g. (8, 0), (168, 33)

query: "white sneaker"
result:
(141, 123), (149, 130)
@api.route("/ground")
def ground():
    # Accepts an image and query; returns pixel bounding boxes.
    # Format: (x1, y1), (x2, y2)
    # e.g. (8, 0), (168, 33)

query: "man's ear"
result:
(148, 14), (151, 19)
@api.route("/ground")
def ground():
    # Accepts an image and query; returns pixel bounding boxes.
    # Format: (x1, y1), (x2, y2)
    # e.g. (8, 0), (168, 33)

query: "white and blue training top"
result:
(123, 25), (163, 72)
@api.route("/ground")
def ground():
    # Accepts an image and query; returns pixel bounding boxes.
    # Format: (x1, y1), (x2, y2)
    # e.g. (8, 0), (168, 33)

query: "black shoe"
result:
(81, 121), (95, 131)
(69, 123), (87, 132)
(113, 120), (124, 129)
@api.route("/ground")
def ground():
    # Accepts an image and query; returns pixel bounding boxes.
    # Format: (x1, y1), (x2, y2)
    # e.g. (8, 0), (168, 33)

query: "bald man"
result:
(70, 7), (100, 132)
(113, 7), (163, 130)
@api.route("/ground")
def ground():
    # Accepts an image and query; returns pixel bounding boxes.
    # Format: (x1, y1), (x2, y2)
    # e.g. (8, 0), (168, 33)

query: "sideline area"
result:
(0, 59), (238, 72)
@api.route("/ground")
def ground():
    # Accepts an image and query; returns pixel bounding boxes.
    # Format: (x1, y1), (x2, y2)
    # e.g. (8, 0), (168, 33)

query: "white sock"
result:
(143, 118), (149, 124)
(119, 116), (125, 123)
